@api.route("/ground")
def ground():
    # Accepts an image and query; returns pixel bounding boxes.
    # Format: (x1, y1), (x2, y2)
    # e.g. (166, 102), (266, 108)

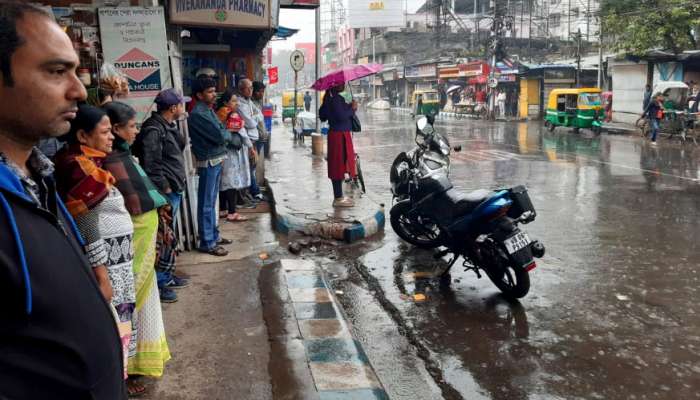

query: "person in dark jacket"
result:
(643, 93), (664, 144)
(318, 83), (358, 207)
(188, 77), (232, 256)
(133, 88), (191, 295)
(134, 88), (188, 209)
(0, 2), (126, 398)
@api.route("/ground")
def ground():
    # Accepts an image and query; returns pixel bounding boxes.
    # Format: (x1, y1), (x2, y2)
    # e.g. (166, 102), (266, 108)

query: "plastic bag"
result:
(99, 63), (129, 100)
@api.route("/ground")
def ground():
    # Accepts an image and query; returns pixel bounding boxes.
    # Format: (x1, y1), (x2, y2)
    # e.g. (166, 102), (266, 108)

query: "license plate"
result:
(504, 232), (531, 255)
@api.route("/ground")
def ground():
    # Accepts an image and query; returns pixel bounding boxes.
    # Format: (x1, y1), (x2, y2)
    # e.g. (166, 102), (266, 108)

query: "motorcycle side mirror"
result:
(416, 116), (429, 131)
(453, 145), (462, 152)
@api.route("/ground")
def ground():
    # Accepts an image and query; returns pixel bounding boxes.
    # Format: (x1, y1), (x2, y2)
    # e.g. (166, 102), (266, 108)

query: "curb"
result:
(391, 107), (525, 122)
(343, 210), (386, 243)
(279, 259), (390, 399)
(268, 182), (385, 243)
(602, 125), (639, 134)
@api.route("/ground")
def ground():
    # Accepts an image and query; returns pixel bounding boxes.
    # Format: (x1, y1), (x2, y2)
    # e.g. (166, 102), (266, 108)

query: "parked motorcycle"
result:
(389, 116), (545, 298)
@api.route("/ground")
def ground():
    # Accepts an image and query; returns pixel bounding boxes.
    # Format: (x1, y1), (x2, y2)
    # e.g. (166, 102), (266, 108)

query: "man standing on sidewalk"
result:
(134, 88), (191, 298)
(188, 77), (232, 256)
(237, 79), (263, 201)
(304, 91), (312, 111)
(0, 2), (125, 398)
(252, 81), (269, 183)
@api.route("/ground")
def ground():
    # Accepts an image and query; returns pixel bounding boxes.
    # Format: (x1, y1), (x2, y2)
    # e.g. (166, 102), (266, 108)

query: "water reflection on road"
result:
(331, 110), (700, 400)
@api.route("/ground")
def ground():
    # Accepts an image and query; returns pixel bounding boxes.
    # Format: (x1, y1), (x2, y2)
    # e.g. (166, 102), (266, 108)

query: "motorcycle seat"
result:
(445, 188), (491, 216)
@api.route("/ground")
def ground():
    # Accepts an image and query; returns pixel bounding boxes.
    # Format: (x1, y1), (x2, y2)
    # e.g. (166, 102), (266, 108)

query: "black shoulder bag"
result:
(351, 114), (361, 133)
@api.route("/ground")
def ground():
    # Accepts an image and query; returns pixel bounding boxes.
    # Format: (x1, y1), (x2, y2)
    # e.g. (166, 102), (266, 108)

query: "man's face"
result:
(174, 103), (186, 118)
(241, 83), (253, 99)
(198, 87), (217, 105)
(253, 88), (265, 101)
(0, 14), (86, 145)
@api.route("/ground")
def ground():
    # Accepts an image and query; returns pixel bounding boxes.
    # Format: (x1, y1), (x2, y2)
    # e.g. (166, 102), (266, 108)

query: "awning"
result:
(273, 26), (299, 39)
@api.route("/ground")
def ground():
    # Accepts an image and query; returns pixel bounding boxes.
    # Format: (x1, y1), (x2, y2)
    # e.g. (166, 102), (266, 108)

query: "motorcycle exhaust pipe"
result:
(530, 240), (545, 258)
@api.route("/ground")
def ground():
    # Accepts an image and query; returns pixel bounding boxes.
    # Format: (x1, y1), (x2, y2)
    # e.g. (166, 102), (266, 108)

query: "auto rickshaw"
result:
(644, 81), (692, 141)
(411, 89), (440, 117)
(544, 88), (603, 134)
(282, 90), (304, 121)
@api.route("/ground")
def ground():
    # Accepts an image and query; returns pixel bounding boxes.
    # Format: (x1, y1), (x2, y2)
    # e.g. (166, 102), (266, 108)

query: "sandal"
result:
(217, 237), (233, 245)
(126, 377), (146, 397)
(197, 246), (229, 256)
(226, 213), (249, 222)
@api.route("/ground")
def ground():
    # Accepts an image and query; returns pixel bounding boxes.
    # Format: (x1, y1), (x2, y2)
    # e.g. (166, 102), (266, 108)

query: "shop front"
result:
(169, 0), (275, 94)
(405, 62), (438, 104)
(519, 65), (577, 119)
(461, 62), (490, 95)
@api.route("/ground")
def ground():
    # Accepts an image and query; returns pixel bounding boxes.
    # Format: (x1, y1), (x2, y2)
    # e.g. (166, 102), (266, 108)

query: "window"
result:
(549, 13), (561, 28)
(571, 7), (579, 18)
(579, 93), (602, 106)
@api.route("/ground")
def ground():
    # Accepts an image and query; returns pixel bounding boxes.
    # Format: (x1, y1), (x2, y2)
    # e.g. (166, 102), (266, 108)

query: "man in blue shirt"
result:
(187, 77), (232, 256)
(0, 2), (126, 398)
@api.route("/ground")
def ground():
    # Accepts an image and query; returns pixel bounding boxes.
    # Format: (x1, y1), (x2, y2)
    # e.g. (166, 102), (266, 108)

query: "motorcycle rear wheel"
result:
(484, 247), (530, 299)
(390, 202), (442, 249)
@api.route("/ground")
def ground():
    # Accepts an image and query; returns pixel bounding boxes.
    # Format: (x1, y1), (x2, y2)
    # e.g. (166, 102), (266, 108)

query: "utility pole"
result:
(528, 0), (533, 62)
(597, 21), (603, 88)
(574, 28), (582, 86)
(372, 33), (376, 100)
(473, 0), (478, 48)
(519, 0), (524, 40)
(586, 0), (590, 41)
(315, 6), (321, 131)
(488, 0), (501, 120)
(568, 0), (572, 41)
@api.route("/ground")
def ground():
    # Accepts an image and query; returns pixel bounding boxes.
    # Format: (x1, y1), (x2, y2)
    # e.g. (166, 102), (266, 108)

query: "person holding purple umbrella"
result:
(318, 83), (358, 207)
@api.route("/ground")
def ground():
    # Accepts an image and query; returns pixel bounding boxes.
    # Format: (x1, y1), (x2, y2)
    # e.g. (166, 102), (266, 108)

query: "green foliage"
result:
(601, 0), (700, 55)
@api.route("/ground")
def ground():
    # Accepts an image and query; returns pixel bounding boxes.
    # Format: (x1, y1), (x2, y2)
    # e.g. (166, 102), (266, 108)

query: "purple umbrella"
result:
(311, 63), (384, 91)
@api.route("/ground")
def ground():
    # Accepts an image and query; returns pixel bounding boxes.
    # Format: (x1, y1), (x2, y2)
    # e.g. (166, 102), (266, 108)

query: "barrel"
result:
(311, 133), (324, 156)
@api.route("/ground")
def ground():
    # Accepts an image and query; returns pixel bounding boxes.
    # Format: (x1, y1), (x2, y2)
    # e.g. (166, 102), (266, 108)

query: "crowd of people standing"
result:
(0, 2), (269, 398)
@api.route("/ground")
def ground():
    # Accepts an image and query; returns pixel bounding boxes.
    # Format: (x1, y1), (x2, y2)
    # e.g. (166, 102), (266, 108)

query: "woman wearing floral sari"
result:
(54, 104), (135, 382)
(102, 101), (171, 396)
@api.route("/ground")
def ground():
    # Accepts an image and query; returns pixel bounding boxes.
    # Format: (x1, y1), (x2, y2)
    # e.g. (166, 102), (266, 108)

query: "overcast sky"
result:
(271, 0), (424, 51)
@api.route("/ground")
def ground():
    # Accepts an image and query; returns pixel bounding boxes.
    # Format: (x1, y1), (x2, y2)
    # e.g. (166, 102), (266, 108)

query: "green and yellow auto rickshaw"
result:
(411, 89), (440, 117)
(282, 90), (304, 121)
(544, 88), (603, 134)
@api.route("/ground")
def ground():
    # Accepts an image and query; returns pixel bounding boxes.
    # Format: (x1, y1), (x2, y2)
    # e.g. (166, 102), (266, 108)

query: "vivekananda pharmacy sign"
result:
(170, 0), (270, 29)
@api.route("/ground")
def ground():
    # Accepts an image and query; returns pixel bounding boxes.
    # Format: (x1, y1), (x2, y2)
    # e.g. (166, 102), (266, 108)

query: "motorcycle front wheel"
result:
(390, 201), (442, 249)
(483, 246), (530, 299)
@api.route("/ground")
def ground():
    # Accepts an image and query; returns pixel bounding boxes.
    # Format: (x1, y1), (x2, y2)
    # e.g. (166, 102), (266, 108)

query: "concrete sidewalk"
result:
(142, 214), (278, 400)
(602, 120), (640, 134)
(266, 123), (385, 243)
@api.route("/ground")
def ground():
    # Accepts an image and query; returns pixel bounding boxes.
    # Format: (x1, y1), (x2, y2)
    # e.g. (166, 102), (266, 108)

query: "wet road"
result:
(317, 111), (700, 400)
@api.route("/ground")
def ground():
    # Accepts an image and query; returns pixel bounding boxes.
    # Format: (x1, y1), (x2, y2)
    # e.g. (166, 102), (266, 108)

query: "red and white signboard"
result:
(268, 67), (279, 85)
(99, 7), (171, 122)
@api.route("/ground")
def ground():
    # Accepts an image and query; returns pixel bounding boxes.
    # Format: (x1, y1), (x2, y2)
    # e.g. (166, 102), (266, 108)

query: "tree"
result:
(601, 0), (700, 55)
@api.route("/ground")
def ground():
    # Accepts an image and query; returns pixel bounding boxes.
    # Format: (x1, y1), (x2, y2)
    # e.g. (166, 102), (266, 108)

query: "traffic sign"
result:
(488, 77), (499, 89)
(290, 50), (305, 72)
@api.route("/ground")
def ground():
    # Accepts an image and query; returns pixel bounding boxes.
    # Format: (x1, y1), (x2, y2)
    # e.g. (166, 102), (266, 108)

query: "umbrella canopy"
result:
(446, 85), (462, 94)
(311, 63), (384, 91)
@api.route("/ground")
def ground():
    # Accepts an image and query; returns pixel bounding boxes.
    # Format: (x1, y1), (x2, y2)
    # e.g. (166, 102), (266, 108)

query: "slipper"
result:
(226, 213), (249, 222)
(197, 246), (229, 256)
(217, 237), (233, 245)
(126, 378), (146, 397)
(219, 211), (228, 218)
